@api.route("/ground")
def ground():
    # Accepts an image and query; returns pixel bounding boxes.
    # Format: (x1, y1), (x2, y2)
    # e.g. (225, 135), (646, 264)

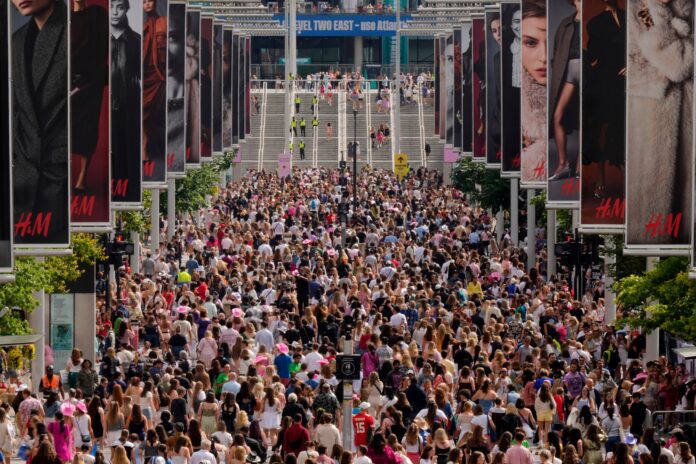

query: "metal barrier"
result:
(652, 410), (696, 438)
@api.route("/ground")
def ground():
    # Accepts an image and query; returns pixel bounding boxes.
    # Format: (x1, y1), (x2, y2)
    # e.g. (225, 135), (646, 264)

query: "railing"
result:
(652, 410), (696, 438)
(251, 65), (436, 82)
(366, 86), (373, 166)
(257, 82), (269, 171)
(338, 89), (347, 165)
(312, 88), (320, 168)
(389, 84), (396, 171)
(417, 85), (426, 165)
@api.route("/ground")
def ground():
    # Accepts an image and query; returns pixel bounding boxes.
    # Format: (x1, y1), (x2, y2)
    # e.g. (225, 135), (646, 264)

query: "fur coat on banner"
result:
(626, 0), (693, 245)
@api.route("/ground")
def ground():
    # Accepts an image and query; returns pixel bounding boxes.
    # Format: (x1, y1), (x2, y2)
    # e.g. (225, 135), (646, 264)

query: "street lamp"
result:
(352, 108), (358, 212)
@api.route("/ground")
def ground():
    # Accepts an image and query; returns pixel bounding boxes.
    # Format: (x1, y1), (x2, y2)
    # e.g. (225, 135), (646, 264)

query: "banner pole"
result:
(150, 189), (160, 253)
(526, 189), (535, 271)
(510, 178), (519, 246)
(547, 209), (557, 278)
(167, 179), (176, 240)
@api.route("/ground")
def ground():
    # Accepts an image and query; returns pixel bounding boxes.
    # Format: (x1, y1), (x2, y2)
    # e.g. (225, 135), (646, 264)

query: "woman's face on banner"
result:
(522, 15), (547, 85)
(511, 9), (522, 39)
(490, 19), (502, 45)
(445, 42), (454, 100)
(143, 0), (156, 14)
(12, 0), (52, 17)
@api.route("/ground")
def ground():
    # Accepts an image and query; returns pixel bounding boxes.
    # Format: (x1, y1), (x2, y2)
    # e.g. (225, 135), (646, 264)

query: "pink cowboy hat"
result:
(76, 401), (87, 413)
(276, 343), (289, 354)
(60, 403), (76, 416)
(317, 358), (329, 365)
(232, 307), (243, 318)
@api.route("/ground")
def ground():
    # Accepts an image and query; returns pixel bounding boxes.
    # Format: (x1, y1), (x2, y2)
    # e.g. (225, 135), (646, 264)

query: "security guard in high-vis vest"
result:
(312, 116), (319, 130)
(291, 117), (297, 136)
(300, 118), (307, 136)
(312, 95), (318, 112)
(294, 95), (301, 113)
(289, 141), (294, 153)
(299, 140), (306, 160)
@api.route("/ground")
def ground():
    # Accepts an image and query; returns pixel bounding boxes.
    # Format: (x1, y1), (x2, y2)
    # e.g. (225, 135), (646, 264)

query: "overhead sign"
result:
(273, 14), (412, 37)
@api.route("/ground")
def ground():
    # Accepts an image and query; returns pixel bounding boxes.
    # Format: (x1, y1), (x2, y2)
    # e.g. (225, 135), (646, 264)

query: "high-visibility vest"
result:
(299, 141), (305, 149)
(291, 119), (297, 127)
(295, 96), (301, 104)
(42, 374), (59, 390)
(312, 118), (319, 127)
(300, 120), (306, 127)
(312, 96), (318, 104)
(289, 142), (294, 151)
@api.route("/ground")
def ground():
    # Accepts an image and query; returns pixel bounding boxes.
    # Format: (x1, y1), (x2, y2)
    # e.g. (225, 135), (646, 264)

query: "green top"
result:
(295, 96), (301, 103)
(300, 120), (306, 127)
(312, 118), (319, 126)
(291, 119), (297, 127)
(215, 373), (228, 394)
(299, 141), (305, 148)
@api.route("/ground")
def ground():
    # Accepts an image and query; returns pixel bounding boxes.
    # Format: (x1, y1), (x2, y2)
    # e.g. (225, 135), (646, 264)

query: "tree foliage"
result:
(0, 233), (105, 336)
(118, 190), (152, 235)
(601, 235), (647, 281)
(451, 158), (510, 212)
(615, 257), (696, 341)
(530, 190), (573, 236)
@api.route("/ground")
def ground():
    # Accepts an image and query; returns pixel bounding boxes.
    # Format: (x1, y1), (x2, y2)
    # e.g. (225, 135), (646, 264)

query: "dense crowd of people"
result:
(5, 167), (695, 464)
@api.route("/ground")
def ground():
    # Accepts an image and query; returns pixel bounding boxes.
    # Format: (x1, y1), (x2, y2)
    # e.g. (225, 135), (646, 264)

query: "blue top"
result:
(274, 353), (292, 379)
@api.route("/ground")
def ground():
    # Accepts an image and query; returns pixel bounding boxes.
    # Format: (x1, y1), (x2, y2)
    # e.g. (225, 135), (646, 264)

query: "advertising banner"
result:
(439, 36), (446, 142)
(472, 16), (486, 161)
(70, 0), (110, 226)
(579, 0), (626, 232)
(185, 9), (200, 167)
(0, 0), (13, 270)
(50, 293), (74, 372)
(445, 32), (454, 148)
(625, 0), (693, 252)
(111, 0), (143, 206)
(142, 0), (168, 185)
(239, 35), (247, 142)
(222, 27), (232, 149)
(546, 0), (580, 207)
(453, 26), (462, 151)
(461, 21), (473, 156)
(11, 0), (71, 247)
(485, 7), (501, 168)
(519, 0), (547, 189)
(434, 38), (440, 136)
(501, 1), (521, 177)
(230, 33), (238, 146)
(200, 15), (213, 161)
(212, 22), (223, 155)
(167, 1), (186, 178)
(245, 36), (250, 136)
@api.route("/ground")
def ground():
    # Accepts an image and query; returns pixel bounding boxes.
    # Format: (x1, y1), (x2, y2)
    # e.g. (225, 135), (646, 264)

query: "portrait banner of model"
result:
(434, 38), (440, 136)
(580, 0), (626, 231)
(199, 15), (212, 161)
(11, 0), (71, 247)
(142, 0), (168, 185)
(520, 0), (547, 188)
(0, 0), (13, 271)
(453, 26), (463, 152)
(111, 0), (142, 206)
(625, 0), (693, 250)
(245, 37), (251, 137)
(439, 36), (446, 142)
(501, 1), (522, 176)
(211, 22), (222, 155)
(184, 8), (200, 167)
(546, 0), (580, 206)
(70, 0), (110, 226)
(229, 33), (237, 146)
(472, 16), (486, 161)
(238, 35), (246, 143)
(461, 21), (474, 155)
(485, 7), (502, 167)
(166, 1), (186, 177)
(444, 32), (454, 147)
(222, 28), (232, 148)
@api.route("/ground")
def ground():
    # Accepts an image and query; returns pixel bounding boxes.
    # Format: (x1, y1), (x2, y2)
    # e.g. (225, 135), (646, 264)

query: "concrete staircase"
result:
(398, 94), (423, 168)
(422, 96), (444, 172)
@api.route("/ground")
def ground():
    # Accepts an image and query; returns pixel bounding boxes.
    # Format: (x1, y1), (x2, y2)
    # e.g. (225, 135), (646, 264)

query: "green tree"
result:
(601, 235), (647, 281)
(615, 256), (696, 341)
(117, 190), (152, 236)
(451, 158), (510, 212)
(530, 190), (573, 237)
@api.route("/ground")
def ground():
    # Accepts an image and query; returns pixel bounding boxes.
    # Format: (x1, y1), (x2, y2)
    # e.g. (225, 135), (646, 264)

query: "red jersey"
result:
(353, 411), (375, 447)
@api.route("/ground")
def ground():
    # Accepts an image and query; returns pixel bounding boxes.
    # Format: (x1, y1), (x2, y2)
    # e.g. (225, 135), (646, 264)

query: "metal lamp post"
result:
(353, 108), (358, 212)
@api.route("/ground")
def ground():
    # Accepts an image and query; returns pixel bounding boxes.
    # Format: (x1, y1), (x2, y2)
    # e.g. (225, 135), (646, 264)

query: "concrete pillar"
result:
(393, 7), (401, 155)
(341, 338), (354, 451)
(150, 189), (160, 253)
(442, 162), (452, 186)
(510, 178), (519, 247)
(496, 209), (504, 243)
(30, 257), (45, 389)
(167, 178), (176, 239)
(604, 252), (616, 324)
(547, 209), (557, 278)
(354, 36), (363, 73)
(645, 257), (660, 363)
(572, 208), (579, 231)
(526, 189), (535, 271)
(130, 230), (140, 274)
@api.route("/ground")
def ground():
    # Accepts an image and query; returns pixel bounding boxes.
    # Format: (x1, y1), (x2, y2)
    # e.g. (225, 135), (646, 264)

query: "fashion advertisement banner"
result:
(485, 7), (501, 167)
(625, 0), (693, 250)
(167, 1), (186, 177)
(222, 27), (232, 149)
(199, 15), (212, 161)
(211, 22), (222, 155)
(453, 26), (462, 152)
(473, 16), (486, 161)
(434, 38), (440, 136)
(461, 21), (473, 156)
(245, 36), (250, 137)
(445, 32), (453, 147)
(70, 0), (110, 225)
(0, 0), (13, 270)
(520, 0), (547, 189)
(111, 0), (143, 206)
(230, 33), (238, 145)
(501, 1), (521, 177)
(239, 35), (247, 142)
(546, 0), (580, 206)
(11, 0), (71, 247)
(439, 36), (446, 142)
(185, 9), (200, 167)
(580, 0), (626, 231)
(142, 0), (167, 185)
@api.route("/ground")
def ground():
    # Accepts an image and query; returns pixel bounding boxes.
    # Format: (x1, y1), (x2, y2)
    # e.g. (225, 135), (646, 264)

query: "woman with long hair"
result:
(33, 441), (62, 464)
(126, 404), (147, 441)
(535, 383), (555, 448)
(47, 412), (74, 463)
(199, 391), (219, 437)
(367, 433), (400, 464)
(401, 423), (423, 464)
(171, 436), (191, 464)
(260, 387), (281, 447)
(112, 445), (131, 464)
(189, 419), (205, 451)
(105, 401), (124, 446)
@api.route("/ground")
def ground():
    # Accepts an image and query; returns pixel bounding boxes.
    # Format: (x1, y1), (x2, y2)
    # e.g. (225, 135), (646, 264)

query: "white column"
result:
(645, 257), (660, 364)
(496, 209), (504, 242)
(604, 252), (616, 324)
(547, 209), (557, 278)
(150, 189), (160, 253)
(130, 230), (141, 274)
(572, 209), (579, 231)
(393, 8), (401, 155)
(354, 36), (363, 72)
(526, 189), (535, 271)
(167, 178), (176, 239)
(510, 178), (519, 247)
(342, 338), (354, 451)
(30, 257), (46, 388)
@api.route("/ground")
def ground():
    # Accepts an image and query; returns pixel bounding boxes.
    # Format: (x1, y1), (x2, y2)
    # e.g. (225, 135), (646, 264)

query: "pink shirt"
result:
(505, 445), (533, 464)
